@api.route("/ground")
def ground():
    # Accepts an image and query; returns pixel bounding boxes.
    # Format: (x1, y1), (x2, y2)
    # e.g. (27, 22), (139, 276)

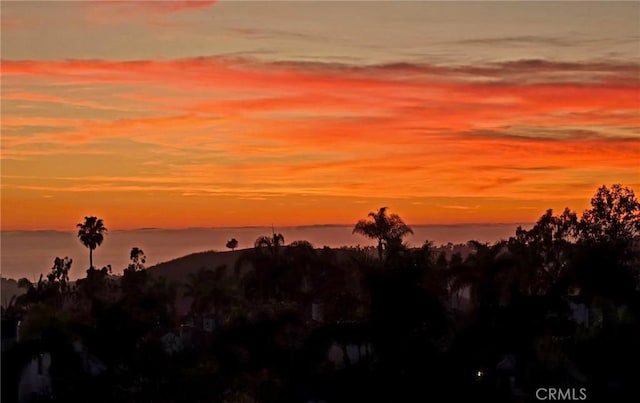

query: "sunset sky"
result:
(2, 1), (639, 230)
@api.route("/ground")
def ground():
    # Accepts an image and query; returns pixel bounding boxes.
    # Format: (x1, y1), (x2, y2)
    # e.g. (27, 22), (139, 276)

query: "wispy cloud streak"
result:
(2, 57), (638, 228)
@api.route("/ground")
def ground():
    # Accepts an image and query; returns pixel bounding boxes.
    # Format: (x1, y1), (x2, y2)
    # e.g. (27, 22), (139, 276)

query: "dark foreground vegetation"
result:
(2, 184), (639, 403)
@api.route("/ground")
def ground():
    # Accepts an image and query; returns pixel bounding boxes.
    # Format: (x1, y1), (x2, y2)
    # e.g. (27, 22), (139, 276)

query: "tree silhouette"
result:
(1, 295), (20, 326)
(254, 232), (285, 258)
(128, 247), (146, 271)
(573, 184), (640, 302)
(15, 276), (43, 306)
(76, 264), (112, 304)
(448, 240), (513, 314)
(122, 247), (148, 297)
(580, 184), (640, 246)
(76, 216), (107, 269)
(365, 240), (451, 401)
(233, 232), (288, 301)
(226, 238), (239, 251)
(353, 207), (413, 261)
(13, 258), (73, 307)
(508, 208), (579, 297)
(281, 240), (316, 300)
(47, 256), (72, 302)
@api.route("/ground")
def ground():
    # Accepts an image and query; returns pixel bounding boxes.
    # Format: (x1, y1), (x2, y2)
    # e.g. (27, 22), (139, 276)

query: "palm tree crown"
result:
(254, 232), (285, 258)
(77, 216), (107, 269)
(353, 207), (413, 261)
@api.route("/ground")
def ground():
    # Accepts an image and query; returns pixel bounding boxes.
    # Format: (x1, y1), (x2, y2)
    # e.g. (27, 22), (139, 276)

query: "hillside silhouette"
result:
(2, 184), (639, 403)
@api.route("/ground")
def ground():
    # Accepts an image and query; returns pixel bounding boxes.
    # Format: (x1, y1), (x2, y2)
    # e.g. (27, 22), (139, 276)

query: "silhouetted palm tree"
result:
(76, 216), (107, 269)
(233, 232), (288, 301)
(254, 232), (285, 258)
(353, 207), (413, 261)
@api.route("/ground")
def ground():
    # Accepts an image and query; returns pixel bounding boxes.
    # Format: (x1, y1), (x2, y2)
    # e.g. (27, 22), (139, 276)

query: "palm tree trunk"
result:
(90, 248), (94, 269)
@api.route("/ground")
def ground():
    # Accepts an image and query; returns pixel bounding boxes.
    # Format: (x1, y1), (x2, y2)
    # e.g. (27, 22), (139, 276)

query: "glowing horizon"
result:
(2, 1), (639, 230)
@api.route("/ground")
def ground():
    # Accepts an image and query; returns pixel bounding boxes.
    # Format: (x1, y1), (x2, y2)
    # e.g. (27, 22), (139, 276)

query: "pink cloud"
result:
(82, 1), (218, 24)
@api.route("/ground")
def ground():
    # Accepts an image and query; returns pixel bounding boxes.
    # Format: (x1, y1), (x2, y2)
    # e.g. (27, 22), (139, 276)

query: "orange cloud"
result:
(2, 57), (639, 229)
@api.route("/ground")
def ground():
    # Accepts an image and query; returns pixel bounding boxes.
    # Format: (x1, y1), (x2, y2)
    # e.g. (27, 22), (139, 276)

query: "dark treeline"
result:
(2, 184), (639, 403)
